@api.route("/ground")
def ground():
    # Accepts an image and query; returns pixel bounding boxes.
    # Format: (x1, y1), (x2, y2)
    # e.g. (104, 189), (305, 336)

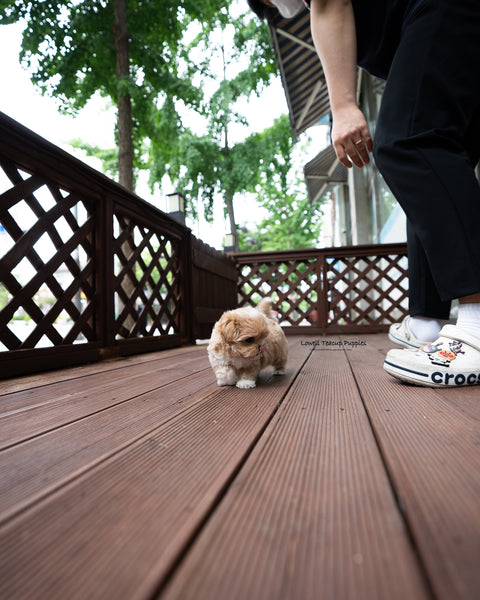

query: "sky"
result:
(0, 18), (327, 249)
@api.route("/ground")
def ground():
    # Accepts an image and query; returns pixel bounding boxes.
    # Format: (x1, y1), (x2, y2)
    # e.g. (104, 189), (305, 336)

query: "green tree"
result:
(239, 169), (324, 252)
(162, 7), (285, 250)
(1, 1), (311, 252)
(0, 0), (225, 190)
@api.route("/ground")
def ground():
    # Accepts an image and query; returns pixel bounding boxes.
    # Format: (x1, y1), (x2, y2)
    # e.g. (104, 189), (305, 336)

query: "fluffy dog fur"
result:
(207, 298), (288, 388)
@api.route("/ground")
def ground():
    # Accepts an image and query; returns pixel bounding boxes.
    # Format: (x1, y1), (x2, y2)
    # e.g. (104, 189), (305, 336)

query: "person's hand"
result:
(331, 104), (373, 168)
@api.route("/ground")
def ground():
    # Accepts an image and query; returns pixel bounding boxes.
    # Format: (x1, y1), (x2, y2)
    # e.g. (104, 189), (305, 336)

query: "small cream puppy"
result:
(207, 298), (288, 388)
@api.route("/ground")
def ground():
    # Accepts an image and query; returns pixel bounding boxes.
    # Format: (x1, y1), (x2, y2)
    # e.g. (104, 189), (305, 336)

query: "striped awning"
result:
(303, 144), (348, 203)
(268, 9), (330, 139)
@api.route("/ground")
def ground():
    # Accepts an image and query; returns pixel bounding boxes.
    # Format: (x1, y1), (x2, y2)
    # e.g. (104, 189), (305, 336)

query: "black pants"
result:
(373, 0), (480, 319)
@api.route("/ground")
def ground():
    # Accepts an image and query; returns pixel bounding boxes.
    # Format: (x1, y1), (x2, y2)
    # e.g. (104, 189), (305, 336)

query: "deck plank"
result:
(0, 352), (210, 449)
(0, 368), (217, 521)
(0, 338), (311, 600)
(344, 334), (480, 600)
(0, 334), (478, 600)
(0, 345), (204, 395)
(160, 338), (430, 600)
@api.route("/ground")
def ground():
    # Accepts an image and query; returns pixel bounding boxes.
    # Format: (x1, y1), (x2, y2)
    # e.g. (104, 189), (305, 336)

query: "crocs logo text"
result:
(431, 371), (480, 385)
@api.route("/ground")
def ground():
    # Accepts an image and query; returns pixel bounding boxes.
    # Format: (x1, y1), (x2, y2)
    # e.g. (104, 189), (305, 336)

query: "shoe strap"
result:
(439, 325), (480, 352)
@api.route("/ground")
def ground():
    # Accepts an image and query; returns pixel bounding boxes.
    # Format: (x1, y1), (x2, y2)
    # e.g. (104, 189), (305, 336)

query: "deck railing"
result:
(0, 112), (408, 377)
(0, 113), (237, 377)
(232, 244), (408, 335)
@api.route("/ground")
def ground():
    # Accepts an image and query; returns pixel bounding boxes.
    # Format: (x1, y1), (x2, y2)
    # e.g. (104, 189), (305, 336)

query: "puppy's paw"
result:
(217, 378), (236, 386)
(236, 379), (256, 389)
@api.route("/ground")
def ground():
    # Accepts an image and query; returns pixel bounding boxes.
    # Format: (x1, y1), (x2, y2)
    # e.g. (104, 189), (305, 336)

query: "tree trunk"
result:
(225, 190), (238, 252)
(223, 119), (238, 251)
(113, 0), (135, 337)
(113, 0), (133, 191)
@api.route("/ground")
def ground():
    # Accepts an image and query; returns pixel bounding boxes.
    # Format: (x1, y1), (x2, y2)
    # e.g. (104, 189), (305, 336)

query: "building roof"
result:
(268, 10), (330, 139)
(303, 144), (348, 203)
(268, 9), (348, 202)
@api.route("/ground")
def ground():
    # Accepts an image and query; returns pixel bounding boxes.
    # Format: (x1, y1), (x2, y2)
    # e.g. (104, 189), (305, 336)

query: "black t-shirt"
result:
(304, 0), (425, 79)
(351, 0), (424, 79)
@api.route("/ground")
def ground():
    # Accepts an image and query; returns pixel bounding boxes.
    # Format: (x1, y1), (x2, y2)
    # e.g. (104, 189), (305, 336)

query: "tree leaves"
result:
(1, 0), (324, 250)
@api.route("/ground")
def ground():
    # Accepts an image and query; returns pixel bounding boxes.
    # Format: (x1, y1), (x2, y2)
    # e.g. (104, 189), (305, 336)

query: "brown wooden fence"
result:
(0, 112), (408, 377)
(232, 244), (408, 335)
(0, 112), (236, 377)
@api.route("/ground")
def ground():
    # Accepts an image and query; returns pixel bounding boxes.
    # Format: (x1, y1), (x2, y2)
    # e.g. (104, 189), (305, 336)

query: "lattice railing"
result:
(0, 161), (97, 352)
(233, 245), (409, 334)
(0, 112), (410, 377)
(112, 213), (183, 340)
(0, 156), (190, 369)
(0, 112), (238, 376)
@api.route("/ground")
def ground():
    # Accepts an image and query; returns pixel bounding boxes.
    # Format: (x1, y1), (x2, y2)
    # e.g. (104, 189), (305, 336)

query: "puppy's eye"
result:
(244, 337), (255, 344)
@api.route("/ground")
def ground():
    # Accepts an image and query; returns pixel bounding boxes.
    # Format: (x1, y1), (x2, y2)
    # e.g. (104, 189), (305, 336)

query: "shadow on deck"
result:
(1, 334), (478, 600)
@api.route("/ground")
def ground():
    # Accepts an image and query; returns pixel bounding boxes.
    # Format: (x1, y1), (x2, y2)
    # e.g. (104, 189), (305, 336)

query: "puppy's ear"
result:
(219, 316), (238, 342)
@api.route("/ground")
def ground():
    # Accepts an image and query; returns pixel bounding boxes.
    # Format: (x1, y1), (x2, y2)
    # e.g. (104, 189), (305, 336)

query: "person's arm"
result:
(310, 0), (373, 168)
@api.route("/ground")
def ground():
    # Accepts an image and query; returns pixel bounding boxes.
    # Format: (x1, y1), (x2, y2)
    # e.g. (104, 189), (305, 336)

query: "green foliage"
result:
(168, 131), (221, 219)
(0, 283), (10, 310)
(69, 138), (119, 179)
(1, 0), (324, 251)
(0, 0), (227, 177)
(161, 10), (286, 236)
(0, 0), (218, 106)
(239, 189), (324, 252)
(229, 118), (325, 252)
(256, 194), (323, 251)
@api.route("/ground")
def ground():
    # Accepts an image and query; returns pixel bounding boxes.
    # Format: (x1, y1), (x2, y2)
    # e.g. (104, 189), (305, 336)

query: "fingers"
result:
(335, 134), (372, 169)
(334, 141), (353, 168)
(352, 135), (372, 167)
(330, 106), (374, 168)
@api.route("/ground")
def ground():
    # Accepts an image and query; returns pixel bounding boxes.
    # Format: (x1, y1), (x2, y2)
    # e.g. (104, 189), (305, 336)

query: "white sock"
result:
(457, 303), (480, 339)
(409, 316), (442, 342)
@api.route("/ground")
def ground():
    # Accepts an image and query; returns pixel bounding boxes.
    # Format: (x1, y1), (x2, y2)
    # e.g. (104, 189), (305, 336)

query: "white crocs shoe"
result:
(388, 316), (430, 349)
(384, 325), (480, 387)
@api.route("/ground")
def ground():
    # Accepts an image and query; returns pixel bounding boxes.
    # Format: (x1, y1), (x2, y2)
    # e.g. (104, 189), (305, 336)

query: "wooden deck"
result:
(0, 334), (479, 600)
